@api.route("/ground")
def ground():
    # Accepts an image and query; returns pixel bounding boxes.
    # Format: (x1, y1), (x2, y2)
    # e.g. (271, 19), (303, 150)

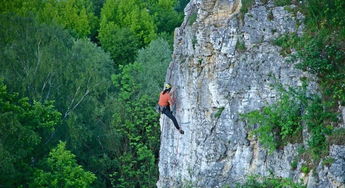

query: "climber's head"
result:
(164, 83), (171, 90)
(163, 83), (172, 94)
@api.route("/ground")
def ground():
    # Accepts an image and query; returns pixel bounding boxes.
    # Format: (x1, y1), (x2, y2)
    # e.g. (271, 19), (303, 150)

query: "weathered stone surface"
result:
(157, 0), (345, 187)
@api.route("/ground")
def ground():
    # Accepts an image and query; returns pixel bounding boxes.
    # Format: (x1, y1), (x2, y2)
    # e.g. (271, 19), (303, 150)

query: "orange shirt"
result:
(158, 92), (171, 106)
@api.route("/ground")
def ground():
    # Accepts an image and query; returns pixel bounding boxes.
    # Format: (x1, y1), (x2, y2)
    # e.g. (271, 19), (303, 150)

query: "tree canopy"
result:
(0, 0), (189, 187)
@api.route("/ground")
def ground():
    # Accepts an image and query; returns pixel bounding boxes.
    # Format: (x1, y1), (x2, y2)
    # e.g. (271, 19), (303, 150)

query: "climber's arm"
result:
(168, 95), (174, 106)
(168, 87), (176, 106)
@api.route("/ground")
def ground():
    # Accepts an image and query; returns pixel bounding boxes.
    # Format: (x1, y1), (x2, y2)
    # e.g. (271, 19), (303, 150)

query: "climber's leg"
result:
(162, 106), (184, 134)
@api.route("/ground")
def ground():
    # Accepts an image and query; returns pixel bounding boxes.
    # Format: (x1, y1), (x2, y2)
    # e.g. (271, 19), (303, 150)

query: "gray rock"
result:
(157, 0), (345, 187)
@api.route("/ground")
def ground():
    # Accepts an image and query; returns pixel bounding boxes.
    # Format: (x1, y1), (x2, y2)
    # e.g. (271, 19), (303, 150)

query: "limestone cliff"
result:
(157, 0), (345, 187)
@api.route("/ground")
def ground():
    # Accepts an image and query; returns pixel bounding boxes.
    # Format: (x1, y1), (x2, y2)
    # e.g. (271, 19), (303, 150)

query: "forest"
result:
(0, 0), (189, 187)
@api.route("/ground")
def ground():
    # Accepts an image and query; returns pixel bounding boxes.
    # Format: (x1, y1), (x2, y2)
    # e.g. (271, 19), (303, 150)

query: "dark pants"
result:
(162, 106), (180, 130)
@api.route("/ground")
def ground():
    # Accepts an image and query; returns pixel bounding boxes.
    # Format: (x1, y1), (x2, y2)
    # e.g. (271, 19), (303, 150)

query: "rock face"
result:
(157, 0), (345, 187)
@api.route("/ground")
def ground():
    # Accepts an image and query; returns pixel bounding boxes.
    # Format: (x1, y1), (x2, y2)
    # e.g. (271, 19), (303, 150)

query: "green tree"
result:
(0, 0), (41, 15)
(107, 38), (171, 187)
(32, 141), (96, 187)
(39, 0), (98, 38)
(0, 15), (116, 186)
(98, 26), (140, 67)
(91, 0), (105, 16)
(135, 38), (172, 97)
(0, 15), (113, 115)
(58, 38), (115, 153)
(149, 0), (183, 34)
(0, 0), (97, 38)
(100, 0), (157, 45)
(0, 80), (61, 187)
(99, 0), (157, 65)
(110, 63), (160, 187)
(175, 0), (190, 13)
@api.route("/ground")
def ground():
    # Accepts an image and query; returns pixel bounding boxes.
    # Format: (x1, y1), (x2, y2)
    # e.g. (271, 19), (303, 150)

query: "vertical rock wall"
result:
(157, 0), (345, 187)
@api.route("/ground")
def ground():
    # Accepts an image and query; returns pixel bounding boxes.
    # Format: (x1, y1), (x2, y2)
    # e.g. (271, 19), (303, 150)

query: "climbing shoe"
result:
(179, 129), (184, 134)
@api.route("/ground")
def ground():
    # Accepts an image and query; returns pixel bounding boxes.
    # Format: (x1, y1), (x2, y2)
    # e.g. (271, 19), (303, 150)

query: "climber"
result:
(158, 83), (184, 134)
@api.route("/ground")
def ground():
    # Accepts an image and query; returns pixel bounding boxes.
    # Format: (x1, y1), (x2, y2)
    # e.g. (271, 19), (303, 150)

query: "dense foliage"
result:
(0, 0), (98, 38)
(0, 0), (187, 187)
(0, 80), (64, 187)
(32, 141), (96, 188)
(108, 38), (171, 187)
(243, 86), (303, 153)
(243, 83), (336, 161)
(99, 0), (182, 67)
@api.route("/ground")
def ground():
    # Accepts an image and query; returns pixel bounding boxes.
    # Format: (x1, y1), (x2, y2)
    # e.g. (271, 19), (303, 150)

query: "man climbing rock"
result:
(158, 83), (184, 134)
